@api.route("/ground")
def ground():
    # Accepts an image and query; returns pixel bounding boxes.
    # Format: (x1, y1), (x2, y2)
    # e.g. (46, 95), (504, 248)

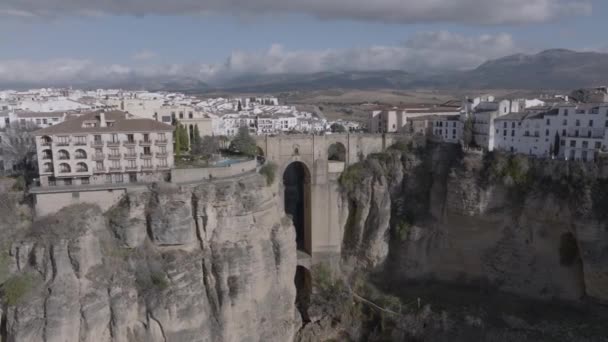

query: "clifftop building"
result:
(33, 110), (174, 188)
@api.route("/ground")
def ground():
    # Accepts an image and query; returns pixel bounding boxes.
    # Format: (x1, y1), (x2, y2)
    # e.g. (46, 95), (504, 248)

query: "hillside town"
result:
(1, 86), (607, 215)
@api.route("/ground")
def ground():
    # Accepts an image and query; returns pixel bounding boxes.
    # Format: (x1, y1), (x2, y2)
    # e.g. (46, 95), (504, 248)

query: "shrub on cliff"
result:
(259, 162), (278, 186)
(2, 273), (38, 306)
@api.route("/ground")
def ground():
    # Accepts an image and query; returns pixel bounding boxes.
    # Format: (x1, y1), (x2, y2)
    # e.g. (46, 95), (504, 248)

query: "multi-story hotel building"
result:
(34, 110), (174, 188)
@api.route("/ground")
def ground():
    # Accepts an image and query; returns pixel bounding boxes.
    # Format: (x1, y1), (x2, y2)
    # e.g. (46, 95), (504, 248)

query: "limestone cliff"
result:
(0, 173), (297, 342)
(340, 144), (608, 304)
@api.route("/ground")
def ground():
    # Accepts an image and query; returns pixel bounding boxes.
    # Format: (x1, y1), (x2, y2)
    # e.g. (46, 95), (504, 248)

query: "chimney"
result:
(99, 112), (107, 127)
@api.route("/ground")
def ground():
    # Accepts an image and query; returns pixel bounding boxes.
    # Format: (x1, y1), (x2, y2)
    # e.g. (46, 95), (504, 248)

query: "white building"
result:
(34, 110), (174, 188)
(493, 104), (608, 162)
(19, 98), (92, 112)
(369, 107), (461, 134)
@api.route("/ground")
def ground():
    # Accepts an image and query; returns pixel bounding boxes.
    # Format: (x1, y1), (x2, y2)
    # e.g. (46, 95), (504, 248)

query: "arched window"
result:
(41, 149), (52, 160)
(327, 143), (346, 162)
(58, 150), (70, 160)
(76, 162), (88, 172)
(74, 149), (87, 159)
(59, 163), (71, 173)
(43, 162), (53, 173)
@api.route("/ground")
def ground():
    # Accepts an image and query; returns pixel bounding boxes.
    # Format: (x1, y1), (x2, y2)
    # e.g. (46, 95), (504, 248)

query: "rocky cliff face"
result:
(0, 173), (297, 342)
(341, 144), (608, 304)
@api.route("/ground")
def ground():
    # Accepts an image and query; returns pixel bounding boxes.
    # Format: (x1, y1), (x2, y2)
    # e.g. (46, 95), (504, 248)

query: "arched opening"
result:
(74, 149), (87, 159)
(58, 150), (70, 160)
(76, 162), (88, 173)
(328, 142), (346, 162)
(41, 136), (52, 146)
(283, 161), (311, 255)
(59, 163), (71, 173)
(294, 265), (311, 323)
(43, 162), (53, 173)
(41, 149), (52, 160)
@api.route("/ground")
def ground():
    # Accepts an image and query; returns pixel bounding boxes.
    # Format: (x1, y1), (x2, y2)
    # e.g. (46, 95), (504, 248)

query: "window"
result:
(576, 120), (580, 127)
(595, 142), (602, 149)
(162, 116), (171, 123)
(546, 119), (550, 125)
(564, 109), (569, 116)
(76, 162), (88, 172)
(159, 146), (167, 154)
(59, 163), (71, 173)
(512, 122), (516, 129)
(43, 119), (48, 125)
(143, 159), (152, 167)
(111, 134), (119, 143)
(111, 160), (120, 168)
(503, 130), (507, 136)
(114, 174), (124, 183)
(48, 177), (56, 186)
(589, 120), (594, 127)
(143, 134), (149, 142)
(110, 148), (119, 157)
(127, 134), (134, 143)
(143, 146), (151, 155)
(75, 136), (86, 145)
(81, 177), (90, 185)
(127, 160), (136, 168)
(94, 135), (102, 143)
(57, 136), (70, 146)
(546, 129), (550, 136)
(188, 112), (193, 119)
(588, 131), (592, 138)
(511, 130), (515, 137)
(582, 151), (588, 160)
(179, 112), (184, 119)
(503, 122), (507, 128)
(562, 129), (566, 136)
(129, 173), (137, 183)
(96, 161), (104, 171)
(64, 178), (72, 186)
(105, 174), (113, 184)
(159, 158), (168, 167)
(75, 149), (87, 159)
(583, 141), (589, 148)
(570, 141), (576, 147)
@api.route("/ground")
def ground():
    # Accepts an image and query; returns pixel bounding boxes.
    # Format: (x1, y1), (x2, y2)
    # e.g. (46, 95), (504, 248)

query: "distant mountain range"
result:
(200, 49), (608, 93)
(3, 49), (607, 93)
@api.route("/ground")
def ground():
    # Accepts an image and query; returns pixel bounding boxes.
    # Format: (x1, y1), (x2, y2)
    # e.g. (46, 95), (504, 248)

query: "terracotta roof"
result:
(15, 111), (65, 118)
(33, 110), (173, 136)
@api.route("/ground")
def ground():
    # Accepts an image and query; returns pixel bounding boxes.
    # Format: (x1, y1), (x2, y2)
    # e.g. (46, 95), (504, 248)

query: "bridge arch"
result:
(327, 142), (347, 162)
(283, 161), (312, 255)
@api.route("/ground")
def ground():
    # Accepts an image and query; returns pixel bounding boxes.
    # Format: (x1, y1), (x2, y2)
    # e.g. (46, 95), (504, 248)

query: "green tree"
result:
(174, 123), (190, 155)
(192, 125), (202, 150)
(230, 126), (257, 157)
(330, 123), (346, 133)
(192, 136), (220, 159)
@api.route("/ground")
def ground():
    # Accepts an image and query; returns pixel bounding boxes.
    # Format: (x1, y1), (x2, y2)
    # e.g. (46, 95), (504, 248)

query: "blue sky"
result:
(0, 0), (603, 85)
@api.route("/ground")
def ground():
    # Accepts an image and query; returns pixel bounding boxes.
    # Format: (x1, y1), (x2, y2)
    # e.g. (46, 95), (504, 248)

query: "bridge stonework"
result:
(256, 134), (397, 265)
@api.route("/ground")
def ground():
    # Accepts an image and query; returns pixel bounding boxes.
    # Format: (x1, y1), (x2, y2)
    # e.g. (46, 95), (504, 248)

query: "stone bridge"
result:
(255, 134), (398, 267)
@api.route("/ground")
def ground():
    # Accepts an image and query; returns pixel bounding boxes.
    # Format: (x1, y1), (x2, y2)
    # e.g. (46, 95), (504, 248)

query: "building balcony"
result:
(75, 156), (87, 160)
(93, 153), (105, 161)
(108, 154), (121, 160)
(55, 141), (71, 147)
(74, 141), (87, 146)
(109, 166), (122, 172)
(91, 141), (104, 147)
(155, 139), (168, 146)
(41, 155), (53, 160)
(125, 166), (138, 171)
(140, 153), (153, 159)
(141, 165), (154, 171)
(57, 156), (70, 160)
(155, 152), (168, 158)
(139, 140), (152, 146)
(124, 153), (137, 159)
(107, 141), (121, 147)
(123, 140), (137, 147)
(94, 168), (106, 174)
(75, 169), (89, 173)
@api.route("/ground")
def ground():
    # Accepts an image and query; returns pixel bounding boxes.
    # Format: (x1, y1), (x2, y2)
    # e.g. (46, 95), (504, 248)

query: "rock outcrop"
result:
(341, 145), (608, 303)
(0, 173), (297, 342)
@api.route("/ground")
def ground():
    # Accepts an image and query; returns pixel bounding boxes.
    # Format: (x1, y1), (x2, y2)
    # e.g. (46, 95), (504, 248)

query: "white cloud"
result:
(131, 50), (158, 61)
(0, 0), (592, 25)
(0, 31), (528, 86)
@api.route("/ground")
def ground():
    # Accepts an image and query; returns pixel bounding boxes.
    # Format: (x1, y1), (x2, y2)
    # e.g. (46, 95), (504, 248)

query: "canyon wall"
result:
(340, 144), (608, 303)
(0, 173), (297, 342)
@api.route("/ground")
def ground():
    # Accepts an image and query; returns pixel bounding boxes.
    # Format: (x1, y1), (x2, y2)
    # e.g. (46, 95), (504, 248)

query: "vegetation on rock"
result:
(259, 162), (278, 186)
(2, 273), (38, 306)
